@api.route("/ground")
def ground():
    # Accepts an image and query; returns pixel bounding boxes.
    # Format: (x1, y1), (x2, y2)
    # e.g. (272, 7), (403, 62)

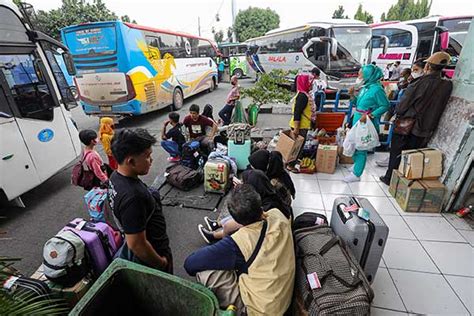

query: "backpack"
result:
(181, 141), (201, 169)
(166, 164), (203, 191)
(293, 225), (373, 315)
(43, 230), (89, 287)
(84, 188), (108, 222)
(71, 151), (96, 190)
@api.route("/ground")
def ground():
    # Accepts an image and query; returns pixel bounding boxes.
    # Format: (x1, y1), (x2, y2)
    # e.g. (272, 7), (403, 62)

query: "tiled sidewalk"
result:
(291, 152), (473, 315)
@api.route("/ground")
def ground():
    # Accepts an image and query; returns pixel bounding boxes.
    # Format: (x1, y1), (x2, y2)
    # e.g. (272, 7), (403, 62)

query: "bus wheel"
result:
(208, 78), (216, 93)
(233, 68), (244, 79)
(172, 88), (183, 111)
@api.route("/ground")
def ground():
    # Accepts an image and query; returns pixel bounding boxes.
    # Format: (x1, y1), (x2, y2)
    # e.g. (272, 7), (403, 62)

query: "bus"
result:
(0, 0), (80, 205)
(371, 16), (472, 77)
(217, 42), (248, 78)
(245, 19), (385, 90)
(61, 21), (219, 117)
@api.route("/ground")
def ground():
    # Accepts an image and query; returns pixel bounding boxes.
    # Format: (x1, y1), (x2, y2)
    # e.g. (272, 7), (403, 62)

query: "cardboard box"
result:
(389, 170), (446, 213)
(337, 146), (354, 164)
(317, 135), (337, 145)
(398, 148), (442, 180)
(275, 130), (305, 163)
(31, 265), (93, 308)
(316, 145), (338, 174)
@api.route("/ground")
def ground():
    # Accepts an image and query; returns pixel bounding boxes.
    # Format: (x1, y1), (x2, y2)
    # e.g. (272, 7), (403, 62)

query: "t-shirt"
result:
(83, 149), (108, 182)
(165, 123), (185, 150)
(226, 85), (240, 106)
(183, 115), (214, 139)
(108, 172), (170, 255)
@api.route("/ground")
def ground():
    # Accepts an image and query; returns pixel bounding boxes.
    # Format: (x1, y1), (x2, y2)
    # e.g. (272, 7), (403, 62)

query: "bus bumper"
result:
(81, 100), (142, 116)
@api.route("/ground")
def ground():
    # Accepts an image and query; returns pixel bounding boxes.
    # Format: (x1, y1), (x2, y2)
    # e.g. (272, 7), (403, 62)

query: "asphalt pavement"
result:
(0, 79), (290, 278)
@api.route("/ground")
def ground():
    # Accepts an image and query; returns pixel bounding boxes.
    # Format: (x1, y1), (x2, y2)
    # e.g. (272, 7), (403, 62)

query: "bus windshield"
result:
(333, 27), (371, 63)
(440, 18), (472, 46)
(63, 24), (117, 57)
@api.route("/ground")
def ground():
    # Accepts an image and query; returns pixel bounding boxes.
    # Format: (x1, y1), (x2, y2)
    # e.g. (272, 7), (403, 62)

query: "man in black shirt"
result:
(161, 112), (185, 163)
(108, 128), (172, 273)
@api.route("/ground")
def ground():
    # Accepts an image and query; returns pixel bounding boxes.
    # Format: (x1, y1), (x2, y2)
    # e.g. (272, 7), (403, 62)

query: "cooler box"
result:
(228, 140), (251, 170)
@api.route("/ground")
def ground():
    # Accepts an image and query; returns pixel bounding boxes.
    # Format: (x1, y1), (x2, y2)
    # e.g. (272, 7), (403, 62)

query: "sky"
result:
(25, 0), (474, 39)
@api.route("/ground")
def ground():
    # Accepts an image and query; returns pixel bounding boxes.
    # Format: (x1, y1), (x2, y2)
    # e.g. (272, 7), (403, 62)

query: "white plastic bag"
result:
(343, 127), (356, 157)
(353, 119), (380, 151)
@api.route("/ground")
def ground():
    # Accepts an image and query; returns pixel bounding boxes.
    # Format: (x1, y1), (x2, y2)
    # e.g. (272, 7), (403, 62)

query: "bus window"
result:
(0, 53), (56, 121)
(238, 45), (247, 55)
(373, 28), (413, 48)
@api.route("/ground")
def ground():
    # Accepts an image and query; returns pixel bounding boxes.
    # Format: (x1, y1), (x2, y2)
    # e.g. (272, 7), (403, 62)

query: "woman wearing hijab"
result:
(98, 117), (117, 170)
(198, 169), (292, 244)
(288, 74), (314, 171)
(344, 64), (390, 182)
(248, 149), (296, 205)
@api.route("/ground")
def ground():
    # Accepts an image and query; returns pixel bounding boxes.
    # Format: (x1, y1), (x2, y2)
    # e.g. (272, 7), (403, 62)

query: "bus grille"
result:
(144, 83), (157, 105)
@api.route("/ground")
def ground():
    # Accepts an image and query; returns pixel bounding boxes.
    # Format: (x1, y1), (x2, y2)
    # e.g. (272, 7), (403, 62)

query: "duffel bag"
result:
(292, 212), (327, 231)
(293, 225), (373, 315)
(166, 164), (203, 191)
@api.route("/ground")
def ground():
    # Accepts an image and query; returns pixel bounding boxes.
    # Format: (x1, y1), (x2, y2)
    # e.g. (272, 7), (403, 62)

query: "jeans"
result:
(218, 104), (234, 126)
(161, 140), (180, 157)
(116, 242), (173, 274)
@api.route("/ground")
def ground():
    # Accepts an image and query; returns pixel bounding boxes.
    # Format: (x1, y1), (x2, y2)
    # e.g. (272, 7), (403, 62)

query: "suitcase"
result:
(204, 158), (230, 194)
(330, 196), (389, 283)
(64, 218), (119, 276)
(227, 139), (251, 170)
(3, 275), (51, 299)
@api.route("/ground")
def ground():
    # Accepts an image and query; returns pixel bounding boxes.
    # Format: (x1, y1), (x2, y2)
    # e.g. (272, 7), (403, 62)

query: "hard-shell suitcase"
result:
(330, 196), (389, 283)
(204, 158), (230, 194)
(64, 218), (119, 276)
(227, 139), (251, 170)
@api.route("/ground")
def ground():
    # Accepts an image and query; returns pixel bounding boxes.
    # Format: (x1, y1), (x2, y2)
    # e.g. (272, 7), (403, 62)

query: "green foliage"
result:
(214, 30), (224, 43)
(354, 4), (374, 24)
(383, 0), (432, 21)
(241, 70), (293, 106)
(332, 5), (349, 19)
(31, 0), (132, 39)
(234, 7), (280, 42)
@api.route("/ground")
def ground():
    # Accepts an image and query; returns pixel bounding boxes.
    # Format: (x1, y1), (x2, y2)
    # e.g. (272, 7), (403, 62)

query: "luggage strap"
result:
(246, 220), (267, 269)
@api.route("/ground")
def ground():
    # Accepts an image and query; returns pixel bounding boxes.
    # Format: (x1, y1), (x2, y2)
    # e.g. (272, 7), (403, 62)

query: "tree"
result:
(214, 30), (224, 43)
(120, 15), (137, 24)
(233, 7), (279, 42)
(31, 0), (135, 39)
(354, 4), (374, 24)
(382, 0), (432, 21)
(332, 5), (349, 19)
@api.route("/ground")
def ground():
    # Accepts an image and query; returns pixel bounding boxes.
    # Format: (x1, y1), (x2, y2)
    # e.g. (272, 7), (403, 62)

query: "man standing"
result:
(185, 184), (295, 315)
(311, 67), (327, 111)
(183, 104), (218, 154)
(108, 128), (173, 273)
(380, 52), (453, 185)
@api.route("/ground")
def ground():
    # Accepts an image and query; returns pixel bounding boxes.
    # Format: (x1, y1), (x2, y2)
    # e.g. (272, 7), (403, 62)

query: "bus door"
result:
(0, 49), (78, 183)
(371, 24), (418, 69)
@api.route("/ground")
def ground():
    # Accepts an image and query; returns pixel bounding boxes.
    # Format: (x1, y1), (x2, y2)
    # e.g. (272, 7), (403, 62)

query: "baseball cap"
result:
(425, 52), (451, 66)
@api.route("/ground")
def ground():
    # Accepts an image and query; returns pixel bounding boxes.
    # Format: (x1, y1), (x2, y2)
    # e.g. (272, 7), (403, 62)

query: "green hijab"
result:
(361, 64), (383, 87)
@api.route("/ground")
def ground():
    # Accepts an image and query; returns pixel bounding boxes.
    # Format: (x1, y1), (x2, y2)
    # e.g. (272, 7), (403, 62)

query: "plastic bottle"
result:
(456, 205), (472, 218)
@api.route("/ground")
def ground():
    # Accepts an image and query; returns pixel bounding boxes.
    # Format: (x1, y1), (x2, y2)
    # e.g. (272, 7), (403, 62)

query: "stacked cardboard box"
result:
(389, 148), (446, 213)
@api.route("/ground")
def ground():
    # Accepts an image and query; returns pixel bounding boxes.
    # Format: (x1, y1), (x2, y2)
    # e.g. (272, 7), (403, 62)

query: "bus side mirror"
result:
(436, 26), (450, 50)
(63, 53), (76, 76)
(303, 37), (338, 58)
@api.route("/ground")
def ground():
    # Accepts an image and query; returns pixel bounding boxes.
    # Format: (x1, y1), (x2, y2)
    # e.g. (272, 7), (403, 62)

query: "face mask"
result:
(411, 71), (423, 79)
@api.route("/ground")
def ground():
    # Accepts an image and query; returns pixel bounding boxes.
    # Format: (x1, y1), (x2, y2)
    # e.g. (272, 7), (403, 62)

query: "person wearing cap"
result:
(379, 52), (453, 185)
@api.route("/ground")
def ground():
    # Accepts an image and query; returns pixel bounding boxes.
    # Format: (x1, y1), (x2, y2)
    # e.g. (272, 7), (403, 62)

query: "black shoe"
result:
(204, 216), (220, 231)
(198, 224), (218, 244)
(379, 176), (391, 186)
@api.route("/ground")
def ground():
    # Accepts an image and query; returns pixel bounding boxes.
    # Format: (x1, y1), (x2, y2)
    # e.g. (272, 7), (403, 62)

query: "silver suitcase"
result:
(330, 196), (389, 283)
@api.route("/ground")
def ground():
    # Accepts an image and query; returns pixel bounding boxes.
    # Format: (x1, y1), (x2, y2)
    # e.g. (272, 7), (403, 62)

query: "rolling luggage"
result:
(293, 225), (373, 315)
(204, 158), (230, 194)
(64, 218), (119, 276)
(330, 196), (389, 283)
(227, 139), (251, 170)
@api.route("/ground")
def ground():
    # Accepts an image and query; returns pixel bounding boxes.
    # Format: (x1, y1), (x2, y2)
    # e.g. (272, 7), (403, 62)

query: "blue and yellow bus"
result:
(61, 21), (219, 116)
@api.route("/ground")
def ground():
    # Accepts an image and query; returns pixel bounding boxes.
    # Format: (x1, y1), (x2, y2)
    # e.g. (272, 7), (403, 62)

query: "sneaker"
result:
(167, 156), (181, 162)
(198, 224), (218, 244)
(379, 176), (391, 186)
(343, 173), (361, 183)
(376, 157), (390, 167)
(204, 216), (220, 231)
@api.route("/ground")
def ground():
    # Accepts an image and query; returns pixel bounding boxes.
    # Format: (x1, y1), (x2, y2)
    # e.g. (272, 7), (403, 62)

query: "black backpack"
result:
(181, 141), (201, 169)
(166, 164), (203, 191)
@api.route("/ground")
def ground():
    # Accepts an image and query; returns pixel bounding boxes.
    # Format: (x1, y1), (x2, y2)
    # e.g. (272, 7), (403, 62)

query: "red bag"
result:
(71, 151), (96, 190)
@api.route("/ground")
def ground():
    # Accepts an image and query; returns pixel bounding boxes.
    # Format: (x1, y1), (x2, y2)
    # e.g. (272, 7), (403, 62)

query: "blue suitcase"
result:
(228, 139), (251, 170)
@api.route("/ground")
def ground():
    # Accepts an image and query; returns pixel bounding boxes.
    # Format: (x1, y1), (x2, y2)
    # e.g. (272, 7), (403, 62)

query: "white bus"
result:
(0, 0), (80, 206)
(245, 19), (385, 90)
(371, 15), (472, 78)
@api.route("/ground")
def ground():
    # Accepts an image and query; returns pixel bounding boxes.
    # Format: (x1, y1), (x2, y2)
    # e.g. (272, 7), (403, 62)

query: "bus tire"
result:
(172, 88), (184, 111)
(233, 68), (244, 79)
(208, 78), (216, 93)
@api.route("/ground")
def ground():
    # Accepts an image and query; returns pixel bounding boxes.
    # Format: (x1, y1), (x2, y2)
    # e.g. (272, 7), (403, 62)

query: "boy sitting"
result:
(184, 184), (295, 314)
(161, 112), (185, 162)
(183, 104), (218, 155)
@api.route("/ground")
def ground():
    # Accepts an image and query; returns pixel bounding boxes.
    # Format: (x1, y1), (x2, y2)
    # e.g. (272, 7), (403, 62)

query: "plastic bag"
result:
(230, 100), (248, 124)
(353, 119), (380, 151)
(343, 126), (356, 157)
